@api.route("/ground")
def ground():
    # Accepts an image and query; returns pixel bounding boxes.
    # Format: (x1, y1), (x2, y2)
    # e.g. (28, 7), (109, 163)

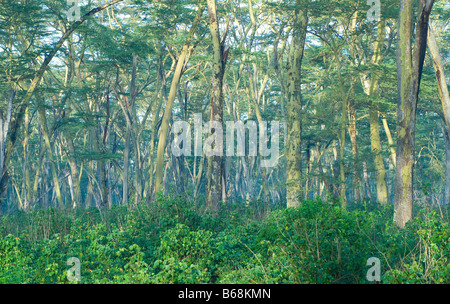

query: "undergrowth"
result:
(0, 195), (448, 284)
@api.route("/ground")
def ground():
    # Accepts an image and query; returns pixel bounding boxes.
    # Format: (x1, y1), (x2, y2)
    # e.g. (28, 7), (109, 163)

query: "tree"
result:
(394, 0), (435, 228)
(427, 25), (450, 205)
(206, 0), (228, 209)
(0, 0), (125, 206)
(285, 0), (308, 207)
(154, 3), (205, 194)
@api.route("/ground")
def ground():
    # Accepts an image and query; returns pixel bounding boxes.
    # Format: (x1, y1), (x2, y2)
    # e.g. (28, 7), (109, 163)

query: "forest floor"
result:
(0, 195), (449, 284)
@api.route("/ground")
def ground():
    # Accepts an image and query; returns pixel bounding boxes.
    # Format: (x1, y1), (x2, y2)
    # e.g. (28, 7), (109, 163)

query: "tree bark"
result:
(427, 26), (450, 134)
(154, 4), (205, 194)
(381, 116), (397, 167)
(348, 101), (360, 202)
(206, 0), (227, 209)
(360, 18), (389, 205)
(427, 25), (450, 205)
(0, 0), (125, 206)
(286, 1), (307, 208)
(36, 95), (64, 207)
(145, 58), (165, 200)
(0, 89), (14, 205)
(441, 119), (450, 205)
(369, 108), (388, 204)
(394, 0), (435, 228)
(123, 124), (130, 204)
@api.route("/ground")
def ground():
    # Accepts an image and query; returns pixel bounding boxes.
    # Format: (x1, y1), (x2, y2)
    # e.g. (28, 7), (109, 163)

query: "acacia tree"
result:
(285, 0), (308, 207)
(206, 0), (228, 208)
(0, 0), (125, 207)
(358, 16), (390, 205)
(394, 0), (435, 227)
(154, 3), (205, 194)
(427, 24), (450, 205)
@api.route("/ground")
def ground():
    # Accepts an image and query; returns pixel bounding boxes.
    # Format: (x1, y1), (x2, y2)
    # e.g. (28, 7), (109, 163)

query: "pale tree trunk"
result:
(335, 55), (354, 208)
(338, 122), (346, 207)
(22, 107), (31, 211)
(0, 89), (14, 205)
(381, 115), (396, 203)
(206, 0), (228, 209)
(101, 92), (110, 208)
(145, 91), (163, 200)
(194, 155), (205, 199)
(427, 26), (450, 205)
(286, 1), (307, 208)
(0, 0), (125, 207)
(130, 55), (144, 204)
(381, 116), (397, 167)
(36, 94), (64, 207)
(43, 161), (49, 209)
(360, 19), (389, 205)
(305, 142), (311, 200)
(348, 100), (360, 202)
(87, 79), (108, 208)
(145, 59), (165, 200)
(61, 49), (83, 208)
(362, 161), (372, 200)
(427, 26), (450, 134)
(247, 66), (270, 200)
(66, 138), (81, 207)
(96, 120), (108, 208)
(441, 119), (450, 205)
(154, 4), (205, 194)
(113, 54), (138, 205)
(32, 148), (44, 206)
(244, 2), (270, 199)
(85, 166), (94, 208)
(369, 108), (388, 204)
(394, 0), (435, 228)
(123, 125), (131, 204)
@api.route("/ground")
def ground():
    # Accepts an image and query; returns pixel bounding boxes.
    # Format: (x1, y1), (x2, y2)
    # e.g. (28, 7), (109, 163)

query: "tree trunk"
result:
(369, 108), (388, 205)
(427, 26), (450, 134)
(66, 138), (82, 207)
(206, 0), (227, 209)
(394, 0), (434, 228)
(348, 101), (360, 202)
(286, 2), (307, 208)
(0, 89), (14, 205)
(123, 126), (130, 204)
(441, 119), (450, 205)
(37, 98), (64, 207)
(360, 18), (389, 205)
(362, 161), (372, 200)
(427, 25), (450, 205)
(381, 116), (397, 167)
(335, 55), (351, 208)
(154, 3), (205, 194)
(145, 66), (164, 200)
(0, 0), (125, 206)
(22, 107), (31, 211)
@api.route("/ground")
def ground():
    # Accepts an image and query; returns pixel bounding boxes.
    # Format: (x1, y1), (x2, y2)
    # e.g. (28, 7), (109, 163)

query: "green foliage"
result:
(0, 196), (448, 284)
(151, 224), (214, 283)
(382, 211), (450, 283)
(0, 235), (33, 283)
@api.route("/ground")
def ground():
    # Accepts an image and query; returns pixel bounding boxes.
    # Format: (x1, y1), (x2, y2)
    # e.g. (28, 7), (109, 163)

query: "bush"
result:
(0, 196), (448, 284)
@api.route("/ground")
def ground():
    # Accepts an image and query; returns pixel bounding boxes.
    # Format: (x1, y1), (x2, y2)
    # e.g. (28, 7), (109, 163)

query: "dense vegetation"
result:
(1, 196), (448, 284)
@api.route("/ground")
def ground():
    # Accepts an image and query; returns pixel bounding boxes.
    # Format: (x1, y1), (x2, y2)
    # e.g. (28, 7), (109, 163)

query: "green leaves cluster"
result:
(0, 196), (448, 284)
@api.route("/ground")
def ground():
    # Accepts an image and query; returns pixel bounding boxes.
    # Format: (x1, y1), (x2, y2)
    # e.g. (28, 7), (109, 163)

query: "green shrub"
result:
(0, 196), (448, 284)
(151, 224), (215, 283)
(0, 234), (33, 283)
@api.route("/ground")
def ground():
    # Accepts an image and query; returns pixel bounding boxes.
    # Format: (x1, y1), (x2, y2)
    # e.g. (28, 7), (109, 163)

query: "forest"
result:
(0, 0), (449, 284)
